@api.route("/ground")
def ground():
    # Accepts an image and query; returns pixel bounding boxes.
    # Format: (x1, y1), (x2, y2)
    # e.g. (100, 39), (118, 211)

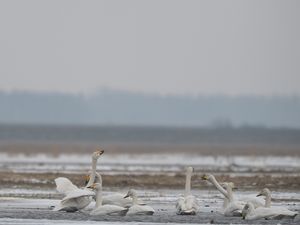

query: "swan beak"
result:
(84, 175), (90, 186)
(124, 194), (129, 198)
(87, 183), (96, 189)
(201, 175), (208, 180)
(242, 216), (245, 220)
(97, 149), (104, 155)
(256, 193), (262, 197)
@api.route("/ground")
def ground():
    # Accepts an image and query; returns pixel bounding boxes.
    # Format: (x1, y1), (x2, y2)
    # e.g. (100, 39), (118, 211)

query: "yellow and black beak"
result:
(87, 183), (96, 189)
(97, 149), (104, 156)
(84, 175), (90, 186)
(201, 174), (208, 180)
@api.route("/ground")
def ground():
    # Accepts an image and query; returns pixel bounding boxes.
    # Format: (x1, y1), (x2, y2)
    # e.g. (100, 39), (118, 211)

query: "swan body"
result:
(102, 193), (132, 208)
(242, 202), (298, 220)
(86, 172), (134, 207)
(53, 149), (104, 212)
(124, 189), (155, 215)
(53, 188), (95, 212)
(88, 182), (128, 216)
(176, 167), (199, 215)
(256, 188), (298, 219)
(202, 174), (263, 216)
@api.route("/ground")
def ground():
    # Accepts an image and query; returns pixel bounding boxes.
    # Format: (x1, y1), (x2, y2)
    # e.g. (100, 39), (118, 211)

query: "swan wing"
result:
(176, 197), (185, 212)
(126, 205), (155, 215)
(185, 195), (199, 211)
(54, 196), (92, 211)
(90, 205), (128, 216)
(102, 193), (132, 207)
(55, 177), (78, 194)
(239, 196), (264, 208)
(61, 188), (95, 203)
(223, 201), (243, 217)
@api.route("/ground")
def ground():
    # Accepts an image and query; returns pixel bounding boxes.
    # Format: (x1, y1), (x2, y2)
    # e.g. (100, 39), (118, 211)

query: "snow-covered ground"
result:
(0, 153), (299, 175)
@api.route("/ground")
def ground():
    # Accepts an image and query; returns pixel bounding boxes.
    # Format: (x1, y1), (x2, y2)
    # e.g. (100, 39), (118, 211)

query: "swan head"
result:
(256, 188), (271, 197)
(92, 149), (104, 160)
(241, 202), (254, 219)
(124, 189), (137, 198)
(186, 166), (194, 173)
(87, 182), (102, 190)
(201, 173), (212, 181)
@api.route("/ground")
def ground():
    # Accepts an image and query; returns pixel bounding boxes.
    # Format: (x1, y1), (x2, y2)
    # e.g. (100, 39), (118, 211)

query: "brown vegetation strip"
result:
(0, 172), (299, 190)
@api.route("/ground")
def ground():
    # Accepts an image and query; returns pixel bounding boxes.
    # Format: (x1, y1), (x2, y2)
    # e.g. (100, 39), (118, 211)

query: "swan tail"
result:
(55, 177), (78, 194)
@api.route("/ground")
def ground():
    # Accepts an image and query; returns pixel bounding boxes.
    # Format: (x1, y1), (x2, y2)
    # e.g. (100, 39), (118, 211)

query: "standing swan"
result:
(124, 189), (155, 215)
(53, 149), (104, 212)
(176, 167), (199, 215)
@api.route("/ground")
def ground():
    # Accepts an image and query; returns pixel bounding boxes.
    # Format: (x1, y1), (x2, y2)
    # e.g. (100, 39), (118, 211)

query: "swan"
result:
(242, 202), (298, 220)
(220, 182), (245, 216)
(124, 189), (155, 215)
(256, 188), (298, 219)
(88, 181), (128, 216)
(85, 172), (134, 208)
(53, 149), (104, 212)
(176, 167), (199, 215)
(202, 174), (263, 212)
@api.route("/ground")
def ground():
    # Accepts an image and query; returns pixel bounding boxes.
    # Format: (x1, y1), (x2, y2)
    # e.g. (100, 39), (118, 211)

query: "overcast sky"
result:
(0, 0), (299, 96)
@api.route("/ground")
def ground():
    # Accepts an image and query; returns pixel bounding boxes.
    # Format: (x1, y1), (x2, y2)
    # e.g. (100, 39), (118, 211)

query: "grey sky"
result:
(0, 0), (299, 96)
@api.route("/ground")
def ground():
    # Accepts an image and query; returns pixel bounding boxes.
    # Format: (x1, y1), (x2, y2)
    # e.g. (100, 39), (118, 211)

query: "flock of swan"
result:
(53, 149), (298, 221)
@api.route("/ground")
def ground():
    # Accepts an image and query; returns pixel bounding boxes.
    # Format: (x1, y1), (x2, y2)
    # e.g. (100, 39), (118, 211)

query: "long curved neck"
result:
(265, 192), (271, 208)
(95, 186), (102, 208)
(85, 158), (97, 187)
(226, 185), (234, 201)
(209, 176), (229, 198)
(132, 193), (138, 205)
(185, 171), (192, 196)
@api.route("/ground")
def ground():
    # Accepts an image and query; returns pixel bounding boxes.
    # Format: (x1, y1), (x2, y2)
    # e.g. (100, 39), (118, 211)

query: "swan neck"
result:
(85, 158), (97, 187)
(209, 176), (228, 198)
(265, 192), (271, 207)
(132, 193), (138, 205)
(95, 186), (102, 208)
(185, 171), (192, 196)
(226, 185), (234, 201)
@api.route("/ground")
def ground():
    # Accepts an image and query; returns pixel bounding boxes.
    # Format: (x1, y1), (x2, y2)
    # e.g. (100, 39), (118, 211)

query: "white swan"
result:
(221, 182), (244, 216)
(256, 188), (298, 219)
(85, 172), (134, 208)
(176, 167), (199, 215)
(124, 189), (155, 215)
(53, 149), (104, 212)
(88, 182), (128, 216)
(202, 174), (263, 215)
(242, 202), (298, 220)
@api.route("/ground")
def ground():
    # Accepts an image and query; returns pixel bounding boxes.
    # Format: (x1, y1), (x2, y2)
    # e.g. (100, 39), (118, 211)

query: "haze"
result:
(0, 0), (299, 96)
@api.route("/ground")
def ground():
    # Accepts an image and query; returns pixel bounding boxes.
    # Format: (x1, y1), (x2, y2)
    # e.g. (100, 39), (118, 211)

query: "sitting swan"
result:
(124, 189), (155, 215)
(85, 172), (134, 208)
(176, 167), (199, 215)
(202, 174), (263, 215)
(53, 149), (104, 212)
(256, 188), (298, 219)
(88, 182), (128, 216)
(242, 202), (298, 220)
